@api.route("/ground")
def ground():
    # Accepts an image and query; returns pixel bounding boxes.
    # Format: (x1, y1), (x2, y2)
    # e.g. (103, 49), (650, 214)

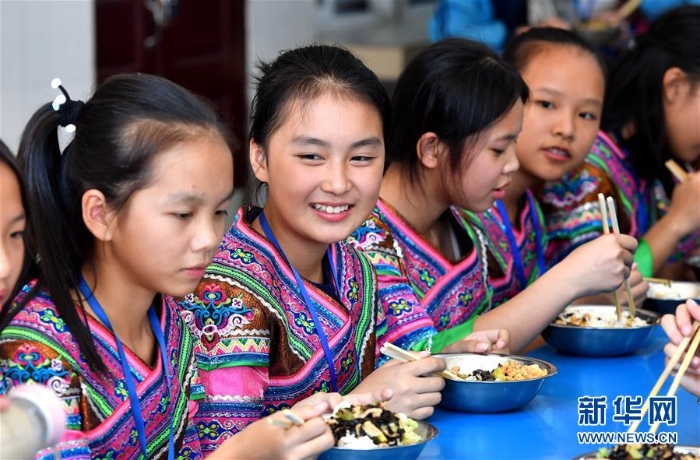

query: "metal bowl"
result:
(318, 420), (438, 460)
(644, 281), (700, 315)
(573, 445), (700, 459)
(542, 305), (659, 357)
(432, 353), (557, 413)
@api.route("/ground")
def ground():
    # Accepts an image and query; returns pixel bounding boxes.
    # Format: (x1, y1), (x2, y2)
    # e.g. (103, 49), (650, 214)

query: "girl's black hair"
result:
(6, 73), (234, 370)
(0, 140), (36, 319)
(502, 26), (608, 79)
(387, 37), (529, 185)
(601, 5), (700, 194)
(248, 44), (391, 201)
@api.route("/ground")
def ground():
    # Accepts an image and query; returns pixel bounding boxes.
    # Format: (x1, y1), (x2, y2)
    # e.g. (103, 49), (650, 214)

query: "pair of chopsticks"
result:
(628, 321), (700, 434)
(267, 409), (305, 428)
(597, 193), (637, 319)
(380, 342), (462, 380)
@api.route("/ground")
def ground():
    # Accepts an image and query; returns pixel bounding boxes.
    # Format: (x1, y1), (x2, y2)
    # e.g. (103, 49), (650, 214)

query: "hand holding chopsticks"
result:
(598, 193), (636, 319)
(380, 342), (462, 380)
(629, 299), (700, 433)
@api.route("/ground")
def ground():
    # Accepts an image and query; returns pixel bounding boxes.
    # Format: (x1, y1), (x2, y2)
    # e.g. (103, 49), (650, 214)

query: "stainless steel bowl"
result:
(542, 305), (659, 357)
(318, 420), (438, 460)
(644, 281), (700, 315)
(432, 353), (557, 413)
(573, 445), (700, 459)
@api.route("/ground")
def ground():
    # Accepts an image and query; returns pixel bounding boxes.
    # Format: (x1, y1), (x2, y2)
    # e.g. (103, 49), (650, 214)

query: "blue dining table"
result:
(418, 328), (700, 460)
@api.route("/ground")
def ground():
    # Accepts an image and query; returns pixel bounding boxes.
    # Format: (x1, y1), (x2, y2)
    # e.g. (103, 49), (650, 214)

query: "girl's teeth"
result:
(313, 204), (349, 214)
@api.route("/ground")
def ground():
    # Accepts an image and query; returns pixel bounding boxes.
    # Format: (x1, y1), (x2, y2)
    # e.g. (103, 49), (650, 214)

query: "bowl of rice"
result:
(643, 281), (700, 315)
(431, 352), (557, 413)
(318, 403), (438, 460)
(542, 305), (659, 357)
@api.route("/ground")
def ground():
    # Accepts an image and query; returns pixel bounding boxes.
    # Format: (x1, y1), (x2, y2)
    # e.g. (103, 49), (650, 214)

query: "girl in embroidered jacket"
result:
(181, 44), (459, 453)
(348, 38), (638, 354)
(538, 6), (700, 280)
(0, 74), (333, 459)
(465, 28), (648, 309)
(0, 140), (29, 312)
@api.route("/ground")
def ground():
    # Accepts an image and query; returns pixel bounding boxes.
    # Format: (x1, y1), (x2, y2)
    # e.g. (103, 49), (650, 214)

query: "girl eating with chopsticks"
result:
(464, 27), (648, 308)
(180, 44), (507, 455)
(538, 5), (700, 281)
(347, 37), (637, 355)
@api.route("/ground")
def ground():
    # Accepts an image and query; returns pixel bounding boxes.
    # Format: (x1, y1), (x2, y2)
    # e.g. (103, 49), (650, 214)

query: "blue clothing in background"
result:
(640, 0), (700, 19)
(428, 0), (509, 51)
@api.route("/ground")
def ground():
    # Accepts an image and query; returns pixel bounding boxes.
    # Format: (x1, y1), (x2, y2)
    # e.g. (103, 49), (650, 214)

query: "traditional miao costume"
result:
(461, 190), (548, 307)
(538, 131), (700, 268)
(0, 281), (203, 459)
(180, 206), (377, 454)
(347, 199), (492, 361)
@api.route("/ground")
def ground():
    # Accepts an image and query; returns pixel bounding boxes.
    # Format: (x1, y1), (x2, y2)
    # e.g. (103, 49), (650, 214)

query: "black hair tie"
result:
(51, 78), (84, 133)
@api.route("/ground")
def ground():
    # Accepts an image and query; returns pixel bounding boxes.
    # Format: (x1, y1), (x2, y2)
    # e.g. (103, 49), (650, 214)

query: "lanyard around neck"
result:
(494, 193), (545, 289)
(78, 277), (174, 460)
(258, 211), (339, 392)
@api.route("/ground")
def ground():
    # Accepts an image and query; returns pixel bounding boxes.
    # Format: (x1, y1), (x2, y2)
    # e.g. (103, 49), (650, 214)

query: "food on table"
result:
(596, 443), (699, 459)
(647, 283), (683, 300)
(325, 403), (420, 449)
(554, 310), (651, 328)
(448, 359), (547, 381)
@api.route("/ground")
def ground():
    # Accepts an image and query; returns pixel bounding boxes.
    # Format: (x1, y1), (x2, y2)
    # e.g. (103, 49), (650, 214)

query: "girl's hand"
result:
(661, 299), (700, 398)
(293, 388), (394, 411)
(351, 353), (445, 419)
(591, 264), (648, 307)
(563, 234), (637, 298)
(210, 403), (334, 460)
(441, 329), (510, 354)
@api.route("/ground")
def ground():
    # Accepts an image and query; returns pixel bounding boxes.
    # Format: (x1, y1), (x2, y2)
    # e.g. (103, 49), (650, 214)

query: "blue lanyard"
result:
(494, 193), (546, 289)
(78, 277), (174, 460)
(258, 212), (339, 392)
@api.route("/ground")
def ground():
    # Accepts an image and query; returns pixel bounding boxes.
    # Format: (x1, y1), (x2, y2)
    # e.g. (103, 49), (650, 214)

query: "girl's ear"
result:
(416, 132), (446, 170)
(249, 139), (269, 183)
(82, 189), (117, 242)
(662, 67), (688, 104)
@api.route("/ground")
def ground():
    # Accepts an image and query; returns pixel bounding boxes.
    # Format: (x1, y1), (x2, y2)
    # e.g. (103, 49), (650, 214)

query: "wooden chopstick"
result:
(644, 277), (673, 286)
(617, 0), (641, 19)
(606, 196), (637, 317)
(380, 342), (463, 380)
(267, 409), (305, 428)
(628, 321), (700, 433)
(665, 159), (689, 183)
(598, 194), (624, 320)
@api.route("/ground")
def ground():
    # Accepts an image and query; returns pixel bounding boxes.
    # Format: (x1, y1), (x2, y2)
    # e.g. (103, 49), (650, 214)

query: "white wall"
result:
(245, 0), (316, 109)
(0, 0), (95, 153)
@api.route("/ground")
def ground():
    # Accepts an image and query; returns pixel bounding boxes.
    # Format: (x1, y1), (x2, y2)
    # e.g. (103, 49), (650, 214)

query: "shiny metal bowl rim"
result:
(433, 352), (558, 382)
(547, 305), (660, 330)
(327, 419), (438, 451)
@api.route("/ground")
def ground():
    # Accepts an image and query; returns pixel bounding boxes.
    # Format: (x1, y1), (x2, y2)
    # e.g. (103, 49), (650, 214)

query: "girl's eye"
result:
(215, 209), (229, 218)
(298, 154), (323, 161)
(9, 230), (25, 239)
(537, 101), (554, 109)
(492, 149), (505, 156)
(351, 155), (374, 162)
(580, 112), (598, 121)
(173, 213), (193, 220)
